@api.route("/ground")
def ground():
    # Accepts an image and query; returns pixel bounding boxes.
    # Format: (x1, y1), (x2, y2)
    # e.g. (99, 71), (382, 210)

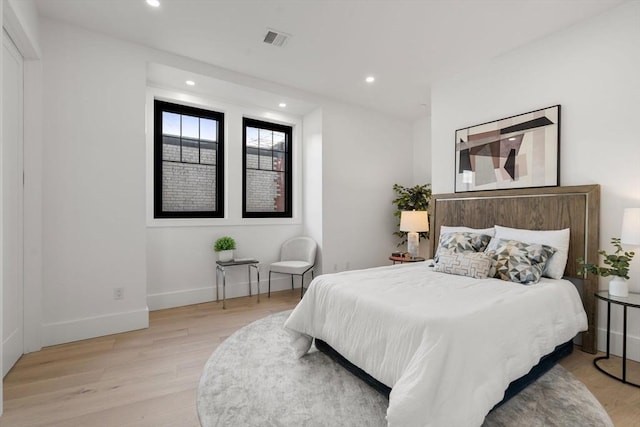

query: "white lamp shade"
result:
(621, 208), (640, 245)
(400, 210), (429, 232)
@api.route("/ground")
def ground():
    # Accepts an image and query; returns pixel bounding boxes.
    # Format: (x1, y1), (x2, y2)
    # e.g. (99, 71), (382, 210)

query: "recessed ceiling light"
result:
(279, 102), (287, 108)
(365, 76), (375, 83)
(185, 80), (195, 86)
(146, 0), (160, 7)
(508, 137), (516, 141)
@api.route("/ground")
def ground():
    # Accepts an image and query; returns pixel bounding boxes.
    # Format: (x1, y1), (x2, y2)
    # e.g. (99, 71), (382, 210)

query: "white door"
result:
(2, 30), (24, 376)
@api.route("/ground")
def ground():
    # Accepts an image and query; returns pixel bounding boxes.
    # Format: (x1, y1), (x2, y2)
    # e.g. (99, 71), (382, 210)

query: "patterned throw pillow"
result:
(435, 250), (492, 279)
(435, 232), (492, 261)
(488, 239), (557, 284)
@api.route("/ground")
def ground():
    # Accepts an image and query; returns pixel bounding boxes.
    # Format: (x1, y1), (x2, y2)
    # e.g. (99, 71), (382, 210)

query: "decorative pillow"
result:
(485, 226), (569, 280)
(435, 232), (492, 261)
(488, 239), (557, 284)
(440, 225), (496, 237)
(435, 250), (492, 279)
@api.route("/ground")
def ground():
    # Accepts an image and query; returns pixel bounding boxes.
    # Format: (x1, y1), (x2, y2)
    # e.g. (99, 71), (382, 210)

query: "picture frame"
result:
(455, 105), (560, 193)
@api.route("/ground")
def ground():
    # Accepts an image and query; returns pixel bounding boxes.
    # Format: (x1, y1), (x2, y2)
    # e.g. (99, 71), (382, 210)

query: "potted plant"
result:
(578, 237), (635, 297)
(392, 183), (432, 246)
(214, 236), (236, 262)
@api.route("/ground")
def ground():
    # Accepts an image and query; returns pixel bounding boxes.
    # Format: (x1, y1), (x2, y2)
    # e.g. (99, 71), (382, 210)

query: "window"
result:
(154, 100), (224, 218)
(243, 118), (292, 218)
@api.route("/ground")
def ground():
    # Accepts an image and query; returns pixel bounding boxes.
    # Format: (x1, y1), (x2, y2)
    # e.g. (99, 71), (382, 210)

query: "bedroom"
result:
(1, 0), (639, 425)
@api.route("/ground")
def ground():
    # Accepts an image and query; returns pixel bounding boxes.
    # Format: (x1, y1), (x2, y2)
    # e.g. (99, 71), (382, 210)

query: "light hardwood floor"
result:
(1, 290), (639, 426)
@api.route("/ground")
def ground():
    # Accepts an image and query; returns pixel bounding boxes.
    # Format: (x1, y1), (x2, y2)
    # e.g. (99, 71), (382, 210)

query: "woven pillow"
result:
(489, 239), (557, 284)
(435, 232), (492, 262)
(435, 250), (492, 279)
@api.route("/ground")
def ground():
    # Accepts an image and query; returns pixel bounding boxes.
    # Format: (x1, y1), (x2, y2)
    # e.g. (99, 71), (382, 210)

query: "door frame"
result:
(2, 27), (24, 377)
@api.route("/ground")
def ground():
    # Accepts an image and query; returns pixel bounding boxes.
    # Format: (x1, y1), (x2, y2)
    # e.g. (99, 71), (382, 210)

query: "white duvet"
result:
(283, 262), (587, 427)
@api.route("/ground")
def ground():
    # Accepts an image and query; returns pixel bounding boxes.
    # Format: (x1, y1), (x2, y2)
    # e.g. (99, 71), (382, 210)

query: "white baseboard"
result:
(41, 307), (149, 347)
(3, 329), (22, 376)
(147, 277), (298, 311)
(597, 327), (640, 362)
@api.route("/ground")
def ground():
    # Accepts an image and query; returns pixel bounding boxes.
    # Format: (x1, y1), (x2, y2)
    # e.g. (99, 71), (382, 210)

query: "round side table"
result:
(594, 291), (640, 388)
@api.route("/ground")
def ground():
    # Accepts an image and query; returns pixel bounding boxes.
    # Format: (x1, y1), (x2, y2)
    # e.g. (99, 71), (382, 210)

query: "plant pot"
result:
(609, 276), (628, 297)
(218, 250), (234, 262)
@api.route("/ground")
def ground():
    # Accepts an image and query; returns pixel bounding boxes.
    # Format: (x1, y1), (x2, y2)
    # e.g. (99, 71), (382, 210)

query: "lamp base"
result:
(407, 232), (419, 259)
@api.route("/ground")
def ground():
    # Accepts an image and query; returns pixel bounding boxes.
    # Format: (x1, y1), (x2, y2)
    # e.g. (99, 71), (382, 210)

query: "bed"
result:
(284, 184), (600, 427)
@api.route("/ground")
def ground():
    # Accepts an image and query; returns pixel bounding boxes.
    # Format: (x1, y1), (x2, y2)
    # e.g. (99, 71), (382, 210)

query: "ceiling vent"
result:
(263, 29), (291, 47)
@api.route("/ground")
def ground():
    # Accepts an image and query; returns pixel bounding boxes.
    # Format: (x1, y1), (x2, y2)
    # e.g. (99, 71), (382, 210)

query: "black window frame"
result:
(154, 100), (225, 219)
(242, 117), (293, 218)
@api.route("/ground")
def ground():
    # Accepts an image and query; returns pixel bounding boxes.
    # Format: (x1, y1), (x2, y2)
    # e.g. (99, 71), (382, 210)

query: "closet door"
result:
(2, 30), (24, 376)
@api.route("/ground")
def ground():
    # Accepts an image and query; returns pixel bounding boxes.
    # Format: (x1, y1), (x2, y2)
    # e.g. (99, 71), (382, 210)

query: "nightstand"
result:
(216, 259), (260, 309)
(389, 256), (425, 265)
(594, 291), (640, 388)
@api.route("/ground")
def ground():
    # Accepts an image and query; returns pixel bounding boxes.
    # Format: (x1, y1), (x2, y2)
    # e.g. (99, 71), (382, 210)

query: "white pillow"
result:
(486, 225), (570, 280)
(440, 225), (496, 237)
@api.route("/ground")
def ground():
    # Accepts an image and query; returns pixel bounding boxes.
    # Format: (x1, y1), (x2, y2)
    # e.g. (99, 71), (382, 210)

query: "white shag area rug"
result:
(197, 310), (612, 426)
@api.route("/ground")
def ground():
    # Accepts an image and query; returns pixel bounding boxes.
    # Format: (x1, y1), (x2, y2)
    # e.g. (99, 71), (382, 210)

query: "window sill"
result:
(146, 217), (302, 228)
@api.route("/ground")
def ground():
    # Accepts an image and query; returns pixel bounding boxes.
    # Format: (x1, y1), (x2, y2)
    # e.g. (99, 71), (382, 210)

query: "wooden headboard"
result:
(430, 184), (600, 354)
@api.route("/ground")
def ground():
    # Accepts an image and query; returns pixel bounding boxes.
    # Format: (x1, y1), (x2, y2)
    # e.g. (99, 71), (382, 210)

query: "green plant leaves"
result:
(577, 237), (635, 279)
(214, 236), (236, 252)
(392, 183), (432, 246)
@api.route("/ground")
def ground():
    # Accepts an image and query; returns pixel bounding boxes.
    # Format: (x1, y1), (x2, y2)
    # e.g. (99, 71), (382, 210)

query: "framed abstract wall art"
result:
(455, 105), (560, 193)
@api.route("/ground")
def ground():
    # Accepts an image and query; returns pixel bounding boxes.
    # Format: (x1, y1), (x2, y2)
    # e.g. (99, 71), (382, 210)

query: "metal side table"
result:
(594, 291), (640, 388)
(216, 259), (260, 309)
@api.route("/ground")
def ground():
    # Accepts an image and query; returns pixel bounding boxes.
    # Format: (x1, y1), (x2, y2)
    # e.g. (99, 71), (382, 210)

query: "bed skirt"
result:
(314, 338), (574, 409)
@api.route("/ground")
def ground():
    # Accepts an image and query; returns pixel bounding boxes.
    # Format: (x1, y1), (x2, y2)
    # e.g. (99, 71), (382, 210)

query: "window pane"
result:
(242, 117), (291, 218)
(155, 100), (224, 218)
(273, 150), (285, 171)
(246, 148), (259, 169)
(259, 149), (272, 171)
(259, 129), (273, 150)
(162, 135), (180, 161)
(163, 112), (181, 136)
(245, 170), (285, 213)
(162, 162), (217, 212)
(246, 127), (259, 148)
(182, 115), (199, 139)
(200, 118), (217, 142)
(181, 141), (199, 163)
(273, 131), (286, 151)
(200, 142), (217, 165)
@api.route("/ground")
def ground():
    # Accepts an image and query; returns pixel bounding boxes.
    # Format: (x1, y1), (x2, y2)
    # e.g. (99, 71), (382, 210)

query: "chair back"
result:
(280, 236), (317, 264)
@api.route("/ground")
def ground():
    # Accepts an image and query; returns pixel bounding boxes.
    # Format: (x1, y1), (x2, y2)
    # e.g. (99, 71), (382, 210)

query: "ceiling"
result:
(35, 0), (625, 121)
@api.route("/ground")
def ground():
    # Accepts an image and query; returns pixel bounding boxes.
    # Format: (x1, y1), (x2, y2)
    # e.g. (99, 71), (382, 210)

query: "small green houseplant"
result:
(578, 237), (635, 297)
(214, 236), (236, 262)
(392, 183), (432, 246)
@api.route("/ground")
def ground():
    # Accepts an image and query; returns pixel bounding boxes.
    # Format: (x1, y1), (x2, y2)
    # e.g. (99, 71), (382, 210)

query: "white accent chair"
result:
(268, 237), (317, 298)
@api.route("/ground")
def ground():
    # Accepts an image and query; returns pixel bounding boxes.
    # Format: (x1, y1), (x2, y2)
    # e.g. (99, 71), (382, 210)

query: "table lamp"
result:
(400, 210), (429, 259)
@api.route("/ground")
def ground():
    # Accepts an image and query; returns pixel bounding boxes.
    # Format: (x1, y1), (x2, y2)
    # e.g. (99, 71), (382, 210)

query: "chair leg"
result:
(291, 275), (294, 290)
(268, 271), (272, 298)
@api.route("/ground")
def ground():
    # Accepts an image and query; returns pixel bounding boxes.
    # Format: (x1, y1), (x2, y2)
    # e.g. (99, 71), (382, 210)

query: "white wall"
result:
(40, 20), (148, 345)
(412, 114), (432, 258)
(431, 1), (640, 358)
(412, 114), (431, 185)
(4, 0), (39, 59)
(321, 103), (413, 273)
(36, 16), (414, 344)
(145, 87), (305, 309)
(302, 108), (323, 272)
